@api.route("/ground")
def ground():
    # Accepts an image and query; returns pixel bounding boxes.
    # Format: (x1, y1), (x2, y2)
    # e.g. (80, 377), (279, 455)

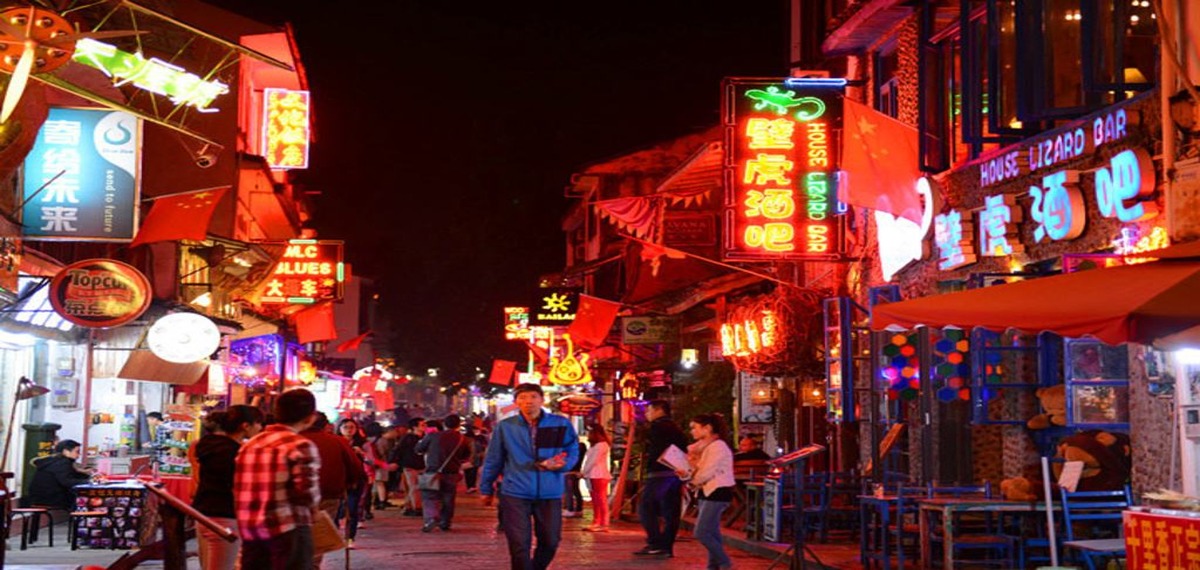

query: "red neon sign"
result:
(723, 78), (844, 260)
(260, 240), (345, 305)
(263, 88), (311, 170)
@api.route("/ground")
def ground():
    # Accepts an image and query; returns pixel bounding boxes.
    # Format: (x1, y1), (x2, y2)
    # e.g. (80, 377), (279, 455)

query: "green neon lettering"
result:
(72, 38), (228, 111)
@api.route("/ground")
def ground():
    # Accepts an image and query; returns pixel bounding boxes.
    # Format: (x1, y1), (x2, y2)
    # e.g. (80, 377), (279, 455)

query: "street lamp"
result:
(2, 377), (49, 472)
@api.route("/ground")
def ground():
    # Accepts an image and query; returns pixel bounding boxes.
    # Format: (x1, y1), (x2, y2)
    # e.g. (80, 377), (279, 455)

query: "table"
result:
(72, 482), (157, 549)
(859, 495), (898, 570)
(1124, 506), (1200, 569)
(917, 497), (1056, 569)
(107, 475), (193, 502)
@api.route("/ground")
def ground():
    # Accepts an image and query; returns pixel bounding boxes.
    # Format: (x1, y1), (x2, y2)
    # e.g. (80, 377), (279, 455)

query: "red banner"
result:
(1124, 509), (1200, 569)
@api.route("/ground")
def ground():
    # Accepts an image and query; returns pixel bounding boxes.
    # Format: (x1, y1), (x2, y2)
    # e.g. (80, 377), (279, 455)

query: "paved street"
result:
(6, 494), (788, 569)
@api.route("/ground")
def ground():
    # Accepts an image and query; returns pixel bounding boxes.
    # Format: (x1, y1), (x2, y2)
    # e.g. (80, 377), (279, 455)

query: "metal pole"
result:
(80, 330), (95, 461)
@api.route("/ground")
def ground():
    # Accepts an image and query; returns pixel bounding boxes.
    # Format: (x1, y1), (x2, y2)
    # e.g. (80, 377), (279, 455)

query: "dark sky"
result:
(218, 1), (788, 374)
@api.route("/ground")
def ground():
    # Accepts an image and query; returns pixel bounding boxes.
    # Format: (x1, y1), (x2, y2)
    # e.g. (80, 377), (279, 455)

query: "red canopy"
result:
(870, 259), (1200, 347)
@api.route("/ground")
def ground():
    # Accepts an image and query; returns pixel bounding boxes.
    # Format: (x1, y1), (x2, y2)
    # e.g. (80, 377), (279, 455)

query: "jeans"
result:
(694, 499), (732, 569)
(464, 466), (479, 490)
(639, 475), (683, 553)
(197, 516), (240, 570)
(240, 527), (313, 570)
(336, 486), (364, 540)
(563, 473), (583, 512)
(499, 494), (562, 570)
(587, 478), (610, 526)
(421, 472), (462, 528)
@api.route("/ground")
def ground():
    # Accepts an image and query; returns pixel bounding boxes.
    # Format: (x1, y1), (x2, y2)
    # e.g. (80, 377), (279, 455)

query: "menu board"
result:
(762, 476), (782, 542)
(74, 484), (146, 549)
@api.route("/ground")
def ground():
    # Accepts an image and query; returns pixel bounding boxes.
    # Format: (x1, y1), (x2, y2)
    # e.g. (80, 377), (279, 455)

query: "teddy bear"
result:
(1001, 430), (1132, 501)
(1026, 384), (1068, 430)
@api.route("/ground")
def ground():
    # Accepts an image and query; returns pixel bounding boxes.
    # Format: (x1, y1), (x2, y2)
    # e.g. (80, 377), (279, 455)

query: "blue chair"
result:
(890, 483), (931, 569)
(798, 471), (830, 542)
(928, 482), (1015, 568)
(1059, 485), (1132, 570)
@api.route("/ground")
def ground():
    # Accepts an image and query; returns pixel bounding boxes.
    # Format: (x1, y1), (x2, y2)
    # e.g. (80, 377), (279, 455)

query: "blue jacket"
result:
(480, 411), (579, 500)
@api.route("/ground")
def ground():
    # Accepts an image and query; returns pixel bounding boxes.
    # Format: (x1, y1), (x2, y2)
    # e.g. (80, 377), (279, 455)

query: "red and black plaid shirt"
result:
(234, 424), (321, 541)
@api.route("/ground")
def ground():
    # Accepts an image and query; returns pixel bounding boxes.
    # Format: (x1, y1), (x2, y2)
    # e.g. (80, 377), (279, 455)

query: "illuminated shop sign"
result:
(503, 306), (530, 340)
(21, 107), (141, 241)
(720, 310), (779, 358)
(722, 78), (845, 260)
(48, 259), (151, 328)
(72, 38), (230, 112)
(530, 287), (580, 326)
(263, 88), (311, 169)
(979, 108), (1130, 187)
(261, 240), (345, 304)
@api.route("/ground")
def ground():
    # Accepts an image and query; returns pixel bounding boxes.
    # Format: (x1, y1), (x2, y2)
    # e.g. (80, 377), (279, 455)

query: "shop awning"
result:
(117, 350), (207, 385)
(870, 257), (1200, 347)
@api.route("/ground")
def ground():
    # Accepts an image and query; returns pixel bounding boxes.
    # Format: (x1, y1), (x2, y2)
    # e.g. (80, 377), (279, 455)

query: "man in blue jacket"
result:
(481, 383), (579, 570)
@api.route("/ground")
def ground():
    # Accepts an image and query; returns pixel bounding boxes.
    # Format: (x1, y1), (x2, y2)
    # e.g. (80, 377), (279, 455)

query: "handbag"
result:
(418, 434), (464, 491)
(311, 509), (346, 555)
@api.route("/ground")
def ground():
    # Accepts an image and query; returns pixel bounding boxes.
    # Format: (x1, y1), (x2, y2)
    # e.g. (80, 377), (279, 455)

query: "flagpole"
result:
(140, 185), (232, 202)
(621, 235), (805, 290)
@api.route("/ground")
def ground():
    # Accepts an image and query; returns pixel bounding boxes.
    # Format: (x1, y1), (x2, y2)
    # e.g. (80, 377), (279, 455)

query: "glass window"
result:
(1091, 0), (1157, 93)
(876, 48), (900, 118)
(1039, 0), (1087, 113)
(1064, 339), (1131, 428)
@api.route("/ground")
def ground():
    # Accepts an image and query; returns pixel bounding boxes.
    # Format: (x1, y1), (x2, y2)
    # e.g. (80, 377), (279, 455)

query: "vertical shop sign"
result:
(22, 107), (141, 241)
(722, 78), (845, 260)
(263, 88), (311, 169)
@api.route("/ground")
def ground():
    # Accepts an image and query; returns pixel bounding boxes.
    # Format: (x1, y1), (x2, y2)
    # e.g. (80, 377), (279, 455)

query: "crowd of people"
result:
(21, 382), (757, 570)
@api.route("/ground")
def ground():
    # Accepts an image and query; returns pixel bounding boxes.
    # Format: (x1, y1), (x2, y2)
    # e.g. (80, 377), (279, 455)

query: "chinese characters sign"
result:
(530, 287), (580, 326)
(48, 259), (151, 328)
(504, 306), (530, 340)
(723, 78), (844, 260)
(22, 108), (141, 241)
(263, 88), (311, 169)
(73, 38), (230, 112)
(1123, 509), (1200, 570)
(260, 240), (345, 304)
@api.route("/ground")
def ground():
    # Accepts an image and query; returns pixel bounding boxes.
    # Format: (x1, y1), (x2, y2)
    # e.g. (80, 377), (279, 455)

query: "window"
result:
(1064, 339), (1130, 429)
(875, 47), (900, 118)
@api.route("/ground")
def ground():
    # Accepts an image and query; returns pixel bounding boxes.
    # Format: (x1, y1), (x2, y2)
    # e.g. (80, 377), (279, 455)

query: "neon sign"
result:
(978, 194), (1024, 256)
(1095, 148), (1157, 222)
(530, 287), (579, 325)
(876, 177), (937, 281)
(261, 240), (345, 304)
(547, 333), (591, 386)
(723, 78), (844, 260)
(720, 310), (779, 357)
(933, 210), (977, 270)
(72, 38), (229, 112)
(263, 88), (311, 169)
(1029, 170), (1086, 242)
(503, 306), (529, 340)
(981, 108), (1130, 187)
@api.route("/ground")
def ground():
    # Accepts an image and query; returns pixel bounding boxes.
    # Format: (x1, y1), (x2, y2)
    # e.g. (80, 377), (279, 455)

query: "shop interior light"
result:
(190, 291), (212, 307)
(1176, 349), (1200, 366)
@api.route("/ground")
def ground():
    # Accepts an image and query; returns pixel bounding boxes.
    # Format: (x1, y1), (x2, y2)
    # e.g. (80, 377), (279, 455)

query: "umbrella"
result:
(870, 256), (1200, 347)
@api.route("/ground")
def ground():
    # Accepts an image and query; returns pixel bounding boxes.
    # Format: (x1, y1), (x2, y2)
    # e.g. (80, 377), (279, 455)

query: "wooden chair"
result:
(1059, 486), (1132, 570)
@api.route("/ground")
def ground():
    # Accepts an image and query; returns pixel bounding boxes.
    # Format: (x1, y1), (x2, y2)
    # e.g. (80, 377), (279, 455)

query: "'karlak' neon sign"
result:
(72, 38), (230, 112)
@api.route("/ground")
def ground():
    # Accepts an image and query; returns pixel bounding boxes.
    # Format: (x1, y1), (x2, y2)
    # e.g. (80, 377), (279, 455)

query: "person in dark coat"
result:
(26, 439), (91, 511)
(635, 399), (689, 559)
(415, 414), (472, 532)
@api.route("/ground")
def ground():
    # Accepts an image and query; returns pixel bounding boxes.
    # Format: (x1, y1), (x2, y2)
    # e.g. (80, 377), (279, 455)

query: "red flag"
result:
(567, 294), (621, 349)
(525, 341), (550, 365)
(840, 98), (923, 223)
(488, 359), (517, 386)
(131, 188), (229, 246)
(291, 303), (336, 344)
(355, 371), (383, 394)
(335, 330), (372, 353)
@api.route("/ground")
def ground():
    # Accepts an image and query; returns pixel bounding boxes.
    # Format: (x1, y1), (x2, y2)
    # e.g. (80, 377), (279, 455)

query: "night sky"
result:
(216, 1), (788, 375)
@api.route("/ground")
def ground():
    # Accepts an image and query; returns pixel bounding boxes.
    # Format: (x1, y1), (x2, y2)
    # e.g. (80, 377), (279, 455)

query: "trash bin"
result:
(20, 422), (61, 498)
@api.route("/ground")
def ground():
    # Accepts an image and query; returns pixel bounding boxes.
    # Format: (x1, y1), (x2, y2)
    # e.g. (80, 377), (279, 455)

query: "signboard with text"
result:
(260, 240), (345, 304)
(22, 107), (141, 241)
(621, 316), (679, 345)
(530, 287), (580, 326)
(263, 88), (311, 169)
(48, 259), (151, 328)
(723, 77), (845, 261)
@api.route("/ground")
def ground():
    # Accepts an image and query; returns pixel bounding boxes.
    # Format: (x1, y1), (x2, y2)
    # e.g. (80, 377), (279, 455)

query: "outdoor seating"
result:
(7, 499), (56, 550)
(1059, 486), (1132, 570)
(824, 470), (862, 540)
(798, 471), (830, 541)
(890, 483), (931, 569)
(928, 483), (1014, 568)
(727, 458), (771, 528)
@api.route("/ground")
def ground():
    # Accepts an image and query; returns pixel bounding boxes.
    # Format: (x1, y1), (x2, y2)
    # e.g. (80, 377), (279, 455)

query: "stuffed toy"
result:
(1001, 430), (1132, 501)
(1026, 384), (1068, 430)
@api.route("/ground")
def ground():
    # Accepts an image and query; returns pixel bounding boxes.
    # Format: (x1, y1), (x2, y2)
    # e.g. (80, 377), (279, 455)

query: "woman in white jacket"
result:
(677, 413), (736, 570)
(580, 424), (612, 531)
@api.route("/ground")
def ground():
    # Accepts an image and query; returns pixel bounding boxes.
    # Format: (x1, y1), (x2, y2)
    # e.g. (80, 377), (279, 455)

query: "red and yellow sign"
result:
(1124, 508), (1200, 569)
(720, 309), (781, 358)
(263, 88), (311, 169)
(49, 259), (151, 328)
(261, 240), (345, 305)
(722, 78), (845, 260)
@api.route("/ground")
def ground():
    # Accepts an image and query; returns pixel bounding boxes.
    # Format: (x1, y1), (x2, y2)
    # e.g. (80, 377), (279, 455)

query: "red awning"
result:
(870, 259), (1200, 347)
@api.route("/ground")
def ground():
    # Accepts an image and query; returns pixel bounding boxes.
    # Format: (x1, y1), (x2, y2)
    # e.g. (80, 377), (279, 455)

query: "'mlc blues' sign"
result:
(21, 107), (141, 241)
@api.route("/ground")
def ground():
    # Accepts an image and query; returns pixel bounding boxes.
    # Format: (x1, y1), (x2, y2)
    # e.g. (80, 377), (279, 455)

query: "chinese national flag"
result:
(566, 294), (621, 349)
(130, 188), (229, 246)
(840, 98), (923, 223)
(488, 359), (517, 386)
(291, 303), (337, 344)
(335, 330), (372, 353)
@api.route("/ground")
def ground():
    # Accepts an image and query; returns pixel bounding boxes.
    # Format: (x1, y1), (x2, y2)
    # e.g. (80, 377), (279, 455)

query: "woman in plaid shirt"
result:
(234, 389), (321, 569)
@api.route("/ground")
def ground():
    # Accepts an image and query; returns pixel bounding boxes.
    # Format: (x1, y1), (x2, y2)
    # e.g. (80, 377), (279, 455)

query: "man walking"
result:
(235, 389), (321, 569)
(394, 417), (426, 516)
(301, 412), (363, 553)
(634, 399), (688, 559)
(415, 414), (472, 532)
(481, 383), (579, 570)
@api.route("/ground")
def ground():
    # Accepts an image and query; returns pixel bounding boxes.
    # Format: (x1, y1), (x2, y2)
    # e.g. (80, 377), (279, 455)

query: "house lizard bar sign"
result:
(48, 259), (151, 328)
